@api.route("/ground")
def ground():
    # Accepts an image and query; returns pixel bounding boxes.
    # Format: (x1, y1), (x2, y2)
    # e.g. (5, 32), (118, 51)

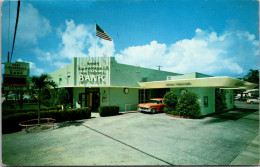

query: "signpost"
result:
(3, 62), (30, 91)
(3, 62), (30, 109)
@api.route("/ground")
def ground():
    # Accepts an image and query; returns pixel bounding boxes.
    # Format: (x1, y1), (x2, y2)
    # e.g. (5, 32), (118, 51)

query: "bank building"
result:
(50, 56), (256, 116)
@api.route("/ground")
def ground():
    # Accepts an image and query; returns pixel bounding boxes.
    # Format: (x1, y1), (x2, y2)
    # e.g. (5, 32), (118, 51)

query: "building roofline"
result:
(138, 76), (257, 89)
(57, 85), (141, 89)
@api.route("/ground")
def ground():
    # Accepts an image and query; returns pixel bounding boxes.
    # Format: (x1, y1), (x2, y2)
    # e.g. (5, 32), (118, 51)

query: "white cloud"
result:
(17, 58), (44, 75)
(34, 48), (52, 62)
(35, 20), (115, 68)
(58, 20), (115, 60)
(33, 19), (258, 77)
(17, 3), (52, 44)
(115, 41), (166, 67)
(115, 29), (259, 76)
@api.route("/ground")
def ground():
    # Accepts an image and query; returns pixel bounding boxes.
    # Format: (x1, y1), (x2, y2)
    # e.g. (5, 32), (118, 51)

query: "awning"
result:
(138, 76), (257, 89)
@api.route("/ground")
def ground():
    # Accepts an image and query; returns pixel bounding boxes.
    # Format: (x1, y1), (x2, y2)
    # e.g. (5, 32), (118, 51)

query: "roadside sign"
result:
(3, 62), (30, 91)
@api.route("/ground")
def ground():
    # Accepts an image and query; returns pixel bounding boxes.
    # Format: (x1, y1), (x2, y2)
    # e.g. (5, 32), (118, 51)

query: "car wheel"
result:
(151, 108), (156, 114)
(250, 101), (254, 104)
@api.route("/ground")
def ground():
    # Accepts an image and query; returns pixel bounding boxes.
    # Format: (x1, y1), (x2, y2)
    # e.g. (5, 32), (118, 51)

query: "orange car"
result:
(138, 98), (165, 114)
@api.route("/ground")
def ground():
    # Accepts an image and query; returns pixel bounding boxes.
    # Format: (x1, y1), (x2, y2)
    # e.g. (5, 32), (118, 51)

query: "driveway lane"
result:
(82, 110), (259, 165)
(93, 114), (221, 165)
(83, 113), (220, 165)
(2, 121), (168, 166)
(2, 108), (259, 165)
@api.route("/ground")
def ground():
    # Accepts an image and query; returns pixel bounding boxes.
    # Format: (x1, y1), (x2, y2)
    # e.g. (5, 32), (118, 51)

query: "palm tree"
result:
(30, 74), (57, 124)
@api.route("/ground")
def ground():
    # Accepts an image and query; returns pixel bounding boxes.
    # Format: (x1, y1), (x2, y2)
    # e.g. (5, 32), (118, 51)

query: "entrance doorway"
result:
(150, 88), (170, 99)
(79, 88), (100, 110)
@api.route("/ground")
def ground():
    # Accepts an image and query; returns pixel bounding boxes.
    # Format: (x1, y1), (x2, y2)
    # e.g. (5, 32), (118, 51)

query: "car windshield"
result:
(149, 100), (162, 104)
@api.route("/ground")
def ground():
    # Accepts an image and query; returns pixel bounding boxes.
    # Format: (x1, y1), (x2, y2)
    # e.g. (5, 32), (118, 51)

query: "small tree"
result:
(176, 91), (201, 118)
(30, 74), (57, 124)
(163, 91), (178, 115)
(57, 88), (70, 109)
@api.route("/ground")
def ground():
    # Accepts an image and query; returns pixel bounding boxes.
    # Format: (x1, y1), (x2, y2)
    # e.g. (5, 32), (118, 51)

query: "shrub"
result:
(2, 107), (91, 134)
(45, 105), (62, 111)
(215, 88), (227, 113)
(41, 99), (52, 107)
(2, 108), (38, 116)
(164, 107), (179, 115)
(2, 112), (36, 134)
(42, 107), (91, 122)
(163, 92), (178, 114)
(98, 105), (119, 117)
(176, 92), (201, 118)
(2, 105), (63, 117)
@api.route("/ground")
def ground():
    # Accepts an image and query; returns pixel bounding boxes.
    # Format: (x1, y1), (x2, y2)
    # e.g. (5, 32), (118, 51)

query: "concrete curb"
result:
(121, 111), (140, 114)
(229, 135), (259, 165)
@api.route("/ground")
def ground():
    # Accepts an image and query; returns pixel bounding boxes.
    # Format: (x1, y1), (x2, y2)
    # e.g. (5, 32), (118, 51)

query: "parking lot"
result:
(2, 104), (259, 166)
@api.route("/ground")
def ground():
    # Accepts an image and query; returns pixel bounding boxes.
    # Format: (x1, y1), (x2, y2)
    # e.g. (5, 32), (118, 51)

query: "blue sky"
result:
(2, 0), (259, 78)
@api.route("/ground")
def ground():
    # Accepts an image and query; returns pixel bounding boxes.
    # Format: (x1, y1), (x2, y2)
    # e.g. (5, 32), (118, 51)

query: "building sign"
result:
(166, 82), (192, 87)
(4, 62), (29, 75)
(77, 57), (110, 86)
(3, 62), (30, 90)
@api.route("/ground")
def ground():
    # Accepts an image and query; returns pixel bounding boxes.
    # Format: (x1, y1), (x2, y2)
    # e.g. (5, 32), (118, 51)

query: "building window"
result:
(59, 78), (62, 85)
(204, 96), (208, 107)
(67, 75), (70, 84)
(139, 89), (149, 103)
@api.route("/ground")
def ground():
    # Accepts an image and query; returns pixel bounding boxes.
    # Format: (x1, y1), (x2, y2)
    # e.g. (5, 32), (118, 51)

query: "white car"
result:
(246, 98), (259, 104)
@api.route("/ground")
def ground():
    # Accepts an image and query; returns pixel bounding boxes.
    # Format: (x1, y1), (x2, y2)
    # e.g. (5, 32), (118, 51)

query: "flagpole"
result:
(94, 20), (96, 61)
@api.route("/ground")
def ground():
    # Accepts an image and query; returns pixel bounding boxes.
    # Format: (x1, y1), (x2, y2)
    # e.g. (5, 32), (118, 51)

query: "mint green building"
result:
(50, 57), (179, 112)
(50, 57), (256, 115)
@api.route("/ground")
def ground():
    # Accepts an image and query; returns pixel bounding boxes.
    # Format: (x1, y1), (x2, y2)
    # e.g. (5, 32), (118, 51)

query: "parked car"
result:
(246, 97), (260, 104)
(235, 96), (247, 101)
(234, 96), (240, 101)
(138, 98), (165, 114)
(7, 94), (16, 100)
(23, 95), (32, 103)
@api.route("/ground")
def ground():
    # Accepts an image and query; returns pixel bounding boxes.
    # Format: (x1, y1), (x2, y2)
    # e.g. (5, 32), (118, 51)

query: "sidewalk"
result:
(91, 112), (100, 118)
(230, 135), (259, 165)
(91, 111), (139, 118)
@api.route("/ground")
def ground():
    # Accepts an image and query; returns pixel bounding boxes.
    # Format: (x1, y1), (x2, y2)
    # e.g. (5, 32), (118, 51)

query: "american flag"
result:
(96, 24), (112, 41)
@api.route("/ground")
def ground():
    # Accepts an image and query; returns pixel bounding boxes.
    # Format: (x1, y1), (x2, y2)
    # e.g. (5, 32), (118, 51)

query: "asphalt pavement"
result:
(2, 103), (259, 165)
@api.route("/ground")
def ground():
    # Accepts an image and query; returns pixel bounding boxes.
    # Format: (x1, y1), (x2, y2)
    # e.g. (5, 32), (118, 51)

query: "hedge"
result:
(2, 105), (62, 116)
(2, 112), (36, 134)
(2, 107), (91, 134)
(98, 105), (119, 117)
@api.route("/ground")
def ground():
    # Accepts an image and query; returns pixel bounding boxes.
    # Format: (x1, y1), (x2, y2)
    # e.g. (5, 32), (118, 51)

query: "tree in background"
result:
(50, 89), (59, 106)
(57, 88), (70, 109)
(243, 69), (259, 85)
(30, 74), (57, 123)
(236, 69), (259, 100)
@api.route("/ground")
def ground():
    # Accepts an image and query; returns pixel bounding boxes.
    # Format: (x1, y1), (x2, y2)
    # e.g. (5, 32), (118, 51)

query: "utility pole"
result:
(7, 52), (10, 62)
(157, 65), (162, 71)
(10, 0), (20, 62)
